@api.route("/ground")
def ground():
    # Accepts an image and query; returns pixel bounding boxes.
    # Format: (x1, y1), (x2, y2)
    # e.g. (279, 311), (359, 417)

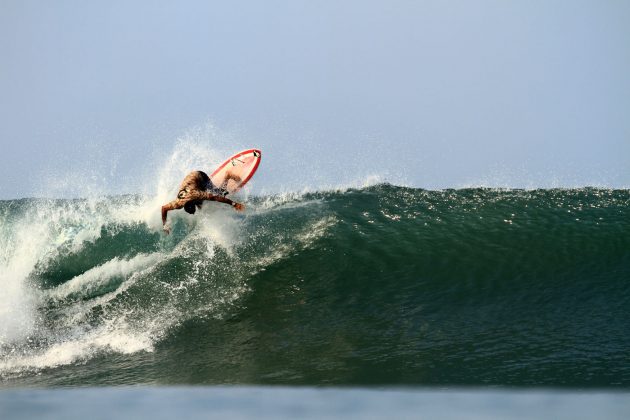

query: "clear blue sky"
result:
(1, 0), (629, 198)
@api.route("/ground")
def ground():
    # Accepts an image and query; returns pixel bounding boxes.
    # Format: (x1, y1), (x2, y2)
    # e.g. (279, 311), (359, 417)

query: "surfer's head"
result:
(184, 201), (197, 214)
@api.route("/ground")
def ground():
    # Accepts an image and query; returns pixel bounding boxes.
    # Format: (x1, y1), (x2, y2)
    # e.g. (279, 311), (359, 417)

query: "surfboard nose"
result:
(210, 148), (262, 194)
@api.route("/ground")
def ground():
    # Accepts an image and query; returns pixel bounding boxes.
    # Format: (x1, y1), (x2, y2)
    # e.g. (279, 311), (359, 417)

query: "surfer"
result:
(161, 170), (244, 234)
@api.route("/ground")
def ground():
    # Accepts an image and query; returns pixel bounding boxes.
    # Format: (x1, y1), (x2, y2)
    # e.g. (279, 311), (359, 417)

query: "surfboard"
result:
(210, 149), (262, 194)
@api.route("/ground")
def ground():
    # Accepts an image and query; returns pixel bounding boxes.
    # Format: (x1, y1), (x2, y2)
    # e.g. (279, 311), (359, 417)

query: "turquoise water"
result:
(1, 185), (629, 387)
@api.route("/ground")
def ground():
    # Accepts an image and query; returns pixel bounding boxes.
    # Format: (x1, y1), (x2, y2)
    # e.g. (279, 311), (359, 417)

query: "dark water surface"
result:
(1, 186), (629, 388)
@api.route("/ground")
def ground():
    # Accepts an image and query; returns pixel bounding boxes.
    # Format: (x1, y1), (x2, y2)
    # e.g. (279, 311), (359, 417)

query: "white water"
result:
(0, 137), (341, 377)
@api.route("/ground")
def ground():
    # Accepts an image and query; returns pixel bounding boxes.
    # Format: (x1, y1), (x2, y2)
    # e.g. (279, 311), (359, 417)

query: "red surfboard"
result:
(210, 149), (261, 194)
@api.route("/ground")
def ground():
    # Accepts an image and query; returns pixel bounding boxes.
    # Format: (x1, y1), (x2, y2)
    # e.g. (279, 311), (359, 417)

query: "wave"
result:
(1, 185), (629, 385)
(0, 187), (335, 375)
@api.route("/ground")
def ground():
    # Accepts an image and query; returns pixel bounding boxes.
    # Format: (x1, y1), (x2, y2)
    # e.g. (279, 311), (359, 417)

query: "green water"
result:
(1, 185), (629, 387)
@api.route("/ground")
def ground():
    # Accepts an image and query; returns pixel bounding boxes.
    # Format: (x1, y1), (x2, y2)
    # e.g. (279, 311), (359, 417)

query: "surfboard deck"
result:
(210, 149), (261, 194)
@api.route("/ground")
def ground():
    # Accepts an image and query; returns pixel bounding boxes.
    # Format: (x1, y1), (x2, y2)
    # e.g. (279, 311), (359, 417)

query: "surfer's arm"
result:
(198, 192), (245, 211)
(161, 200), (185, 226)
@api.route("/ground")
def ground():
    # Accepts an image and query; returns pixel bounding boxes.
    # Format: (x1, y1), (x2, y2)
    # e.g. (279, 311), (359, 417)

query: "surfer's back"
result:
(178, 171), (210, 192)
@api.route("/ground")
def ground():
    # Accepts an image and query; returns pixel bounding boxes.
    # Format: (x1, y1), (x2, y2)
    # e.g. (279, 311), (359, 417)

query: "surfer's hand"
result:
(233, 203), (245, 212)
(163, 224), (171, 235)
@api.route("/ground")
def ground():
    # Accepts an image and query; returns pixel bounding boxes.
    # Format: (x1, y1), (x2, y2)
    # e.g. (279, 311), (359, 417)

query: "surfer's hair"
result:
(184, 201), (197, 214)
(198, 171), (210, 183)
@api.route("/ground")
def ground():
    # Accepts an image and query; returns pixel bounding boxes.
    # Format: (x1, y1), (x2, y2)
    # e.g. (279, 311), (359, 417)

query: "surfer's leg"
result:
(219, 170), (242, 190)
(225, 170), (241, 183)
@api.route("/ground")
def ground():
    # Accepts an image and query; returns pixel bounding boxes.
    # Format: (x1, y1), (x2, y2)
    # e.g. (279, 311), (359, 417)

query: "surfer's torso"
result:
(177, 171), (212, 200)
(161, 159), (249, 232)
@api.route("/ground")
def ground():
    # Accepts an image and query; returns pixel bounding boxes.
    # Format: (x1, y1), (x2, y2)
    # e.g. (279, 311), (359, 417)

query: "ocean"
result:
(1, 184), (628, 389)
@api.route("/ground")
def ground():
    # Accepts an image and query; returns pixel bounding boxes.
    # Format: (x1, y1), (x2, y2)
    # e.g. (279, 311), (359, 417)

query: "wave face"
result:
(1, 185), (629, 387)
